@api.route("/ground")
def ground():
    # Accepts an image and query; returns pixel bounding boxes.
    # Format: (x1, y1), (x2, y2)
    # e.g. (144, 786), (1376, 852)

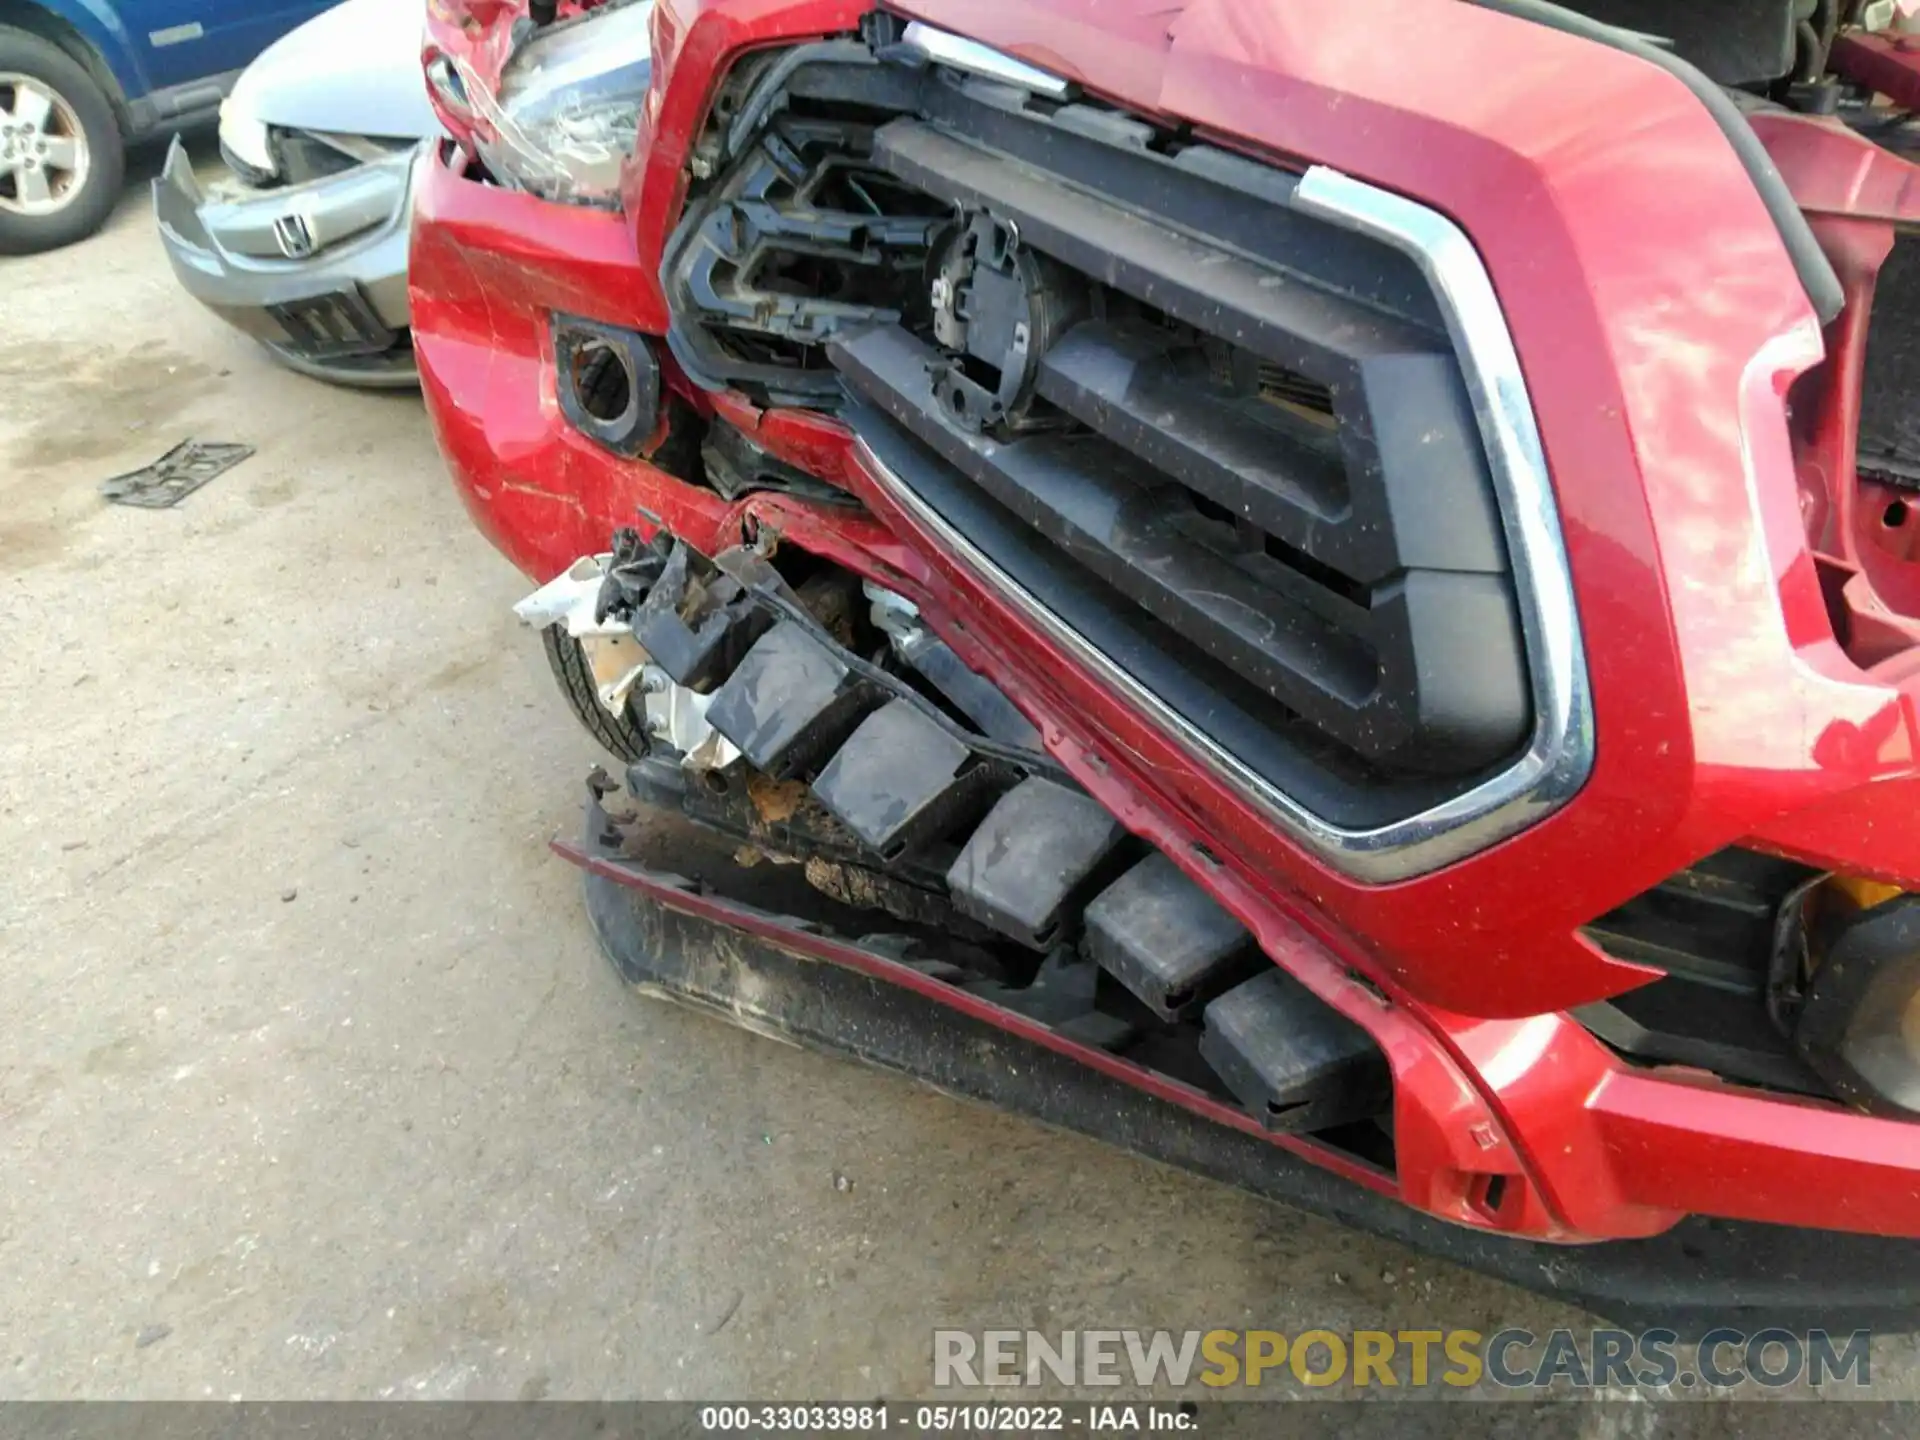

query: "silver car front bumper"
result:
(153, 135), (420, 388)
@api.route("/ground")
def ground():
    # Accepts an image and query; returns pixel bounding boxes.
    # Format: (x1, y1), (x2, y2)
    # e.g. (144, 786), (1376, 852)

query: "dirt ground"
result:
(0, 144), (1910, 1427)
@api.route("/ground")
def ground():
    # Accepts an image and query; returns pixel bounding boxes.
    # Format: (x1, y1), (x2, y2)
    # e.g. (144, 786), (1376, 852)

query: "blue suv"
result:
(0, 0), (334, 254)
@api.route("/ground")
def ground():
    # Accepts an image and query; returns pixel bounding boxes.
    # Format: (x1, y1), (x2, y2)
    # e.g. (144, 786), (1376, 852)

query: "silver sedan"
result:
(153, 0), (440, 388)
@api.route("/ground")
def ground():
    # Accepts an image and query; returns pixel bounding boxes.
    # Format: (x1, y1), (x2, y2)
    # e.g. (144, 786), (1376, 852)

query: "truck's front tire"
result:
(541, 625), (651, 763)
(0, 27), (124, 256)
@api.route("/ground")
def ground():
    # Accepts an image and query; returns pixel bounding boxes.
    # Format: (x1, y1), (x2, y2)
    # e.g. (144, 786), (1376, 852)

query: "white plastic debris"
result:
(516, 554), (739, 768)
(512, 554), (621, 635)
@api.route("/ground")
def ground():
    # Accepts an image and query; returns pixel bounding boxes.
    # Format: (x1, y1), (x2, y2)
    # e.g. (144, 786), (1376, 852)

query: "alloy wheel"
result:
(0, 73), (89, 217)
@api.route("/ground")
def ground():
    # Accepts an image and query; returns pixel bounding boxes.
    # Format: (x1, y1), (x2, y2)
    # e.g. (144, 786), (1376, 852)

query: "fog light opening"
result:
(569, 340), (637, 427)
(1791, 884), (1920, 1117)
(552, 316), (662, 457)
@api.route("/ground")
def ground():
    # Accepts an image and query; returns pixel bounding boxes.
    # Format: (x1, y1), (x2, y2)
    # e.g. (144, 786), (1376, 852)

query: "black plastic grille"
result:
(268, 288), (395, 360)
(843, 108), (1529, 794)
(662, 39), (1535, 815)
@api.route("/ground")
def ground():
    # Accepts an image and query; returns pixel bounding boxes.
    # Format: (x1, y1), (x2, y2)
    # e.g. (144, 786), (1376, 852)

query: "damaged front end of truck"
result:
(411, 0), (1920, 1328)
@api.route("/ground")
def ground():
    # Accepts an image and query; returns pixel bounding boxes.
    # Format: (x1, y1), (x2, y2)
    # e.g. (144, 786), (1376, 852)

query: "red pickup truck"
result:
(410, 0), (1920, 1328)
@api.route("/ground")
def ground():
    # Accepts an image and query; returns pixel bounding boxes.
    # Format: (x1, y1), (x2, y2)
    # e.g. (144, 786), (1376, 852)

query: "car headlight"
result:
(462, 0), (655, 205)
(217, 82), (277, 183)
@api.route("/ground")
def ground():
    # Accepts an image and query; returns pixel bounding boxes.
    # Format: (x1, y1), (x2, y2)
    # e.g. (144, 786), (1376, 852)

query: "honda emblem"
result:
(272, 212), (315, 260)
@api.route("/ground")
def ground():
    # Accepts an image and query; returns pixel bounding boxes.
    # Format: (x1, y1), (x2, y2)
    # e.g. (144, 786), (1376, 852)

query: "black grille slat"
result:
(872, 119), (1437, 383)
(1584, 849), (1816, 991)
(914, 85), (1447, 333)
(1037, 321), (1350, 535)
(1860, 231), (1920, 484)
(1579, 849), (1831, 1098)
(851, 117), (1531, 778)
(1036, 323), (1513, 584)
(266, 289), (395, 360)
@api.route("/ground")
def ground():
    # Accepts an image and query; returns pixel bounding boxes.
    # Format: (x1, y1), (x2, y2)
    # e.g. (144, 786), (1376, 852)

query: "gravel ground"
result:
(0, 142), (1910, 1430)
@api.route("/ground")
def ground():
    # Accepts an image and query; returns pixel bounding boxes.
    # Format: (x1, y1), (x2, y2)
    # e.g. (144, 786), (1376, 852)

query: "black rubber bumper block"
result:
(1200, 969), (1390, 1134)
(946, 777), (1127, 949)
(631, 545), (773, 692)
(703, 623), (873, 777)
(1084, 853), (1263, 1021)
(812, 699), (983, 857)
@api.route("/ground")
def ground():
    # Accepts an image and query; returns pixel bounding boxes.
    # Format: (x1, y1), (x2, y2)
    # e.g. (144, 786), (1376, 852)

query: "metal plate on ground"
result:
(100, 441), (254, 510)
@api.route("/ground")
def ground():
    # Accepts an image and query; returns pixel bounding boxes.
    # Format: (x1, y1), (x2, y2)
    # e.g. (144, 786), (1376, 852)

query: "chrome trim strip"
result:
(899, 22), (1072, 99)
(853, 165), (1594, 883)
(1292, 167), (1593, 873)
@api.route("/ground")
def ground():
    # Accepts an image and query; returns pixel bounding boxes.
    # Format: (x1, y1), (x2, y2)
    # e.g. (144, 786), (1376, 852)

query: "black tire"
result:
(0, 27), (125, 256)
(541, 625), (651, 762)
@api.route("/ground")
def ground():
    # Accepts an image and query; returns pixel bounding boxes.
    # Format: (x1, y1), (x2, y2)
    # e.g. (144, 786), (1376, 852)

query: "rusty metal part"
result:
(616, 757), (1006, 948)
(747, 772), (808, 825)
(802, 854), (961, 929)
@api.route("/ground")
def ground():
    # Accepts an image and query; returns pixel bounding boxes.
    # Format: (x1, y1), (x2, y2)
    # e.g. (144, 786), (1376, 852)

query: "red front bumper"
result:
(413, 0), (1920, 1246)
